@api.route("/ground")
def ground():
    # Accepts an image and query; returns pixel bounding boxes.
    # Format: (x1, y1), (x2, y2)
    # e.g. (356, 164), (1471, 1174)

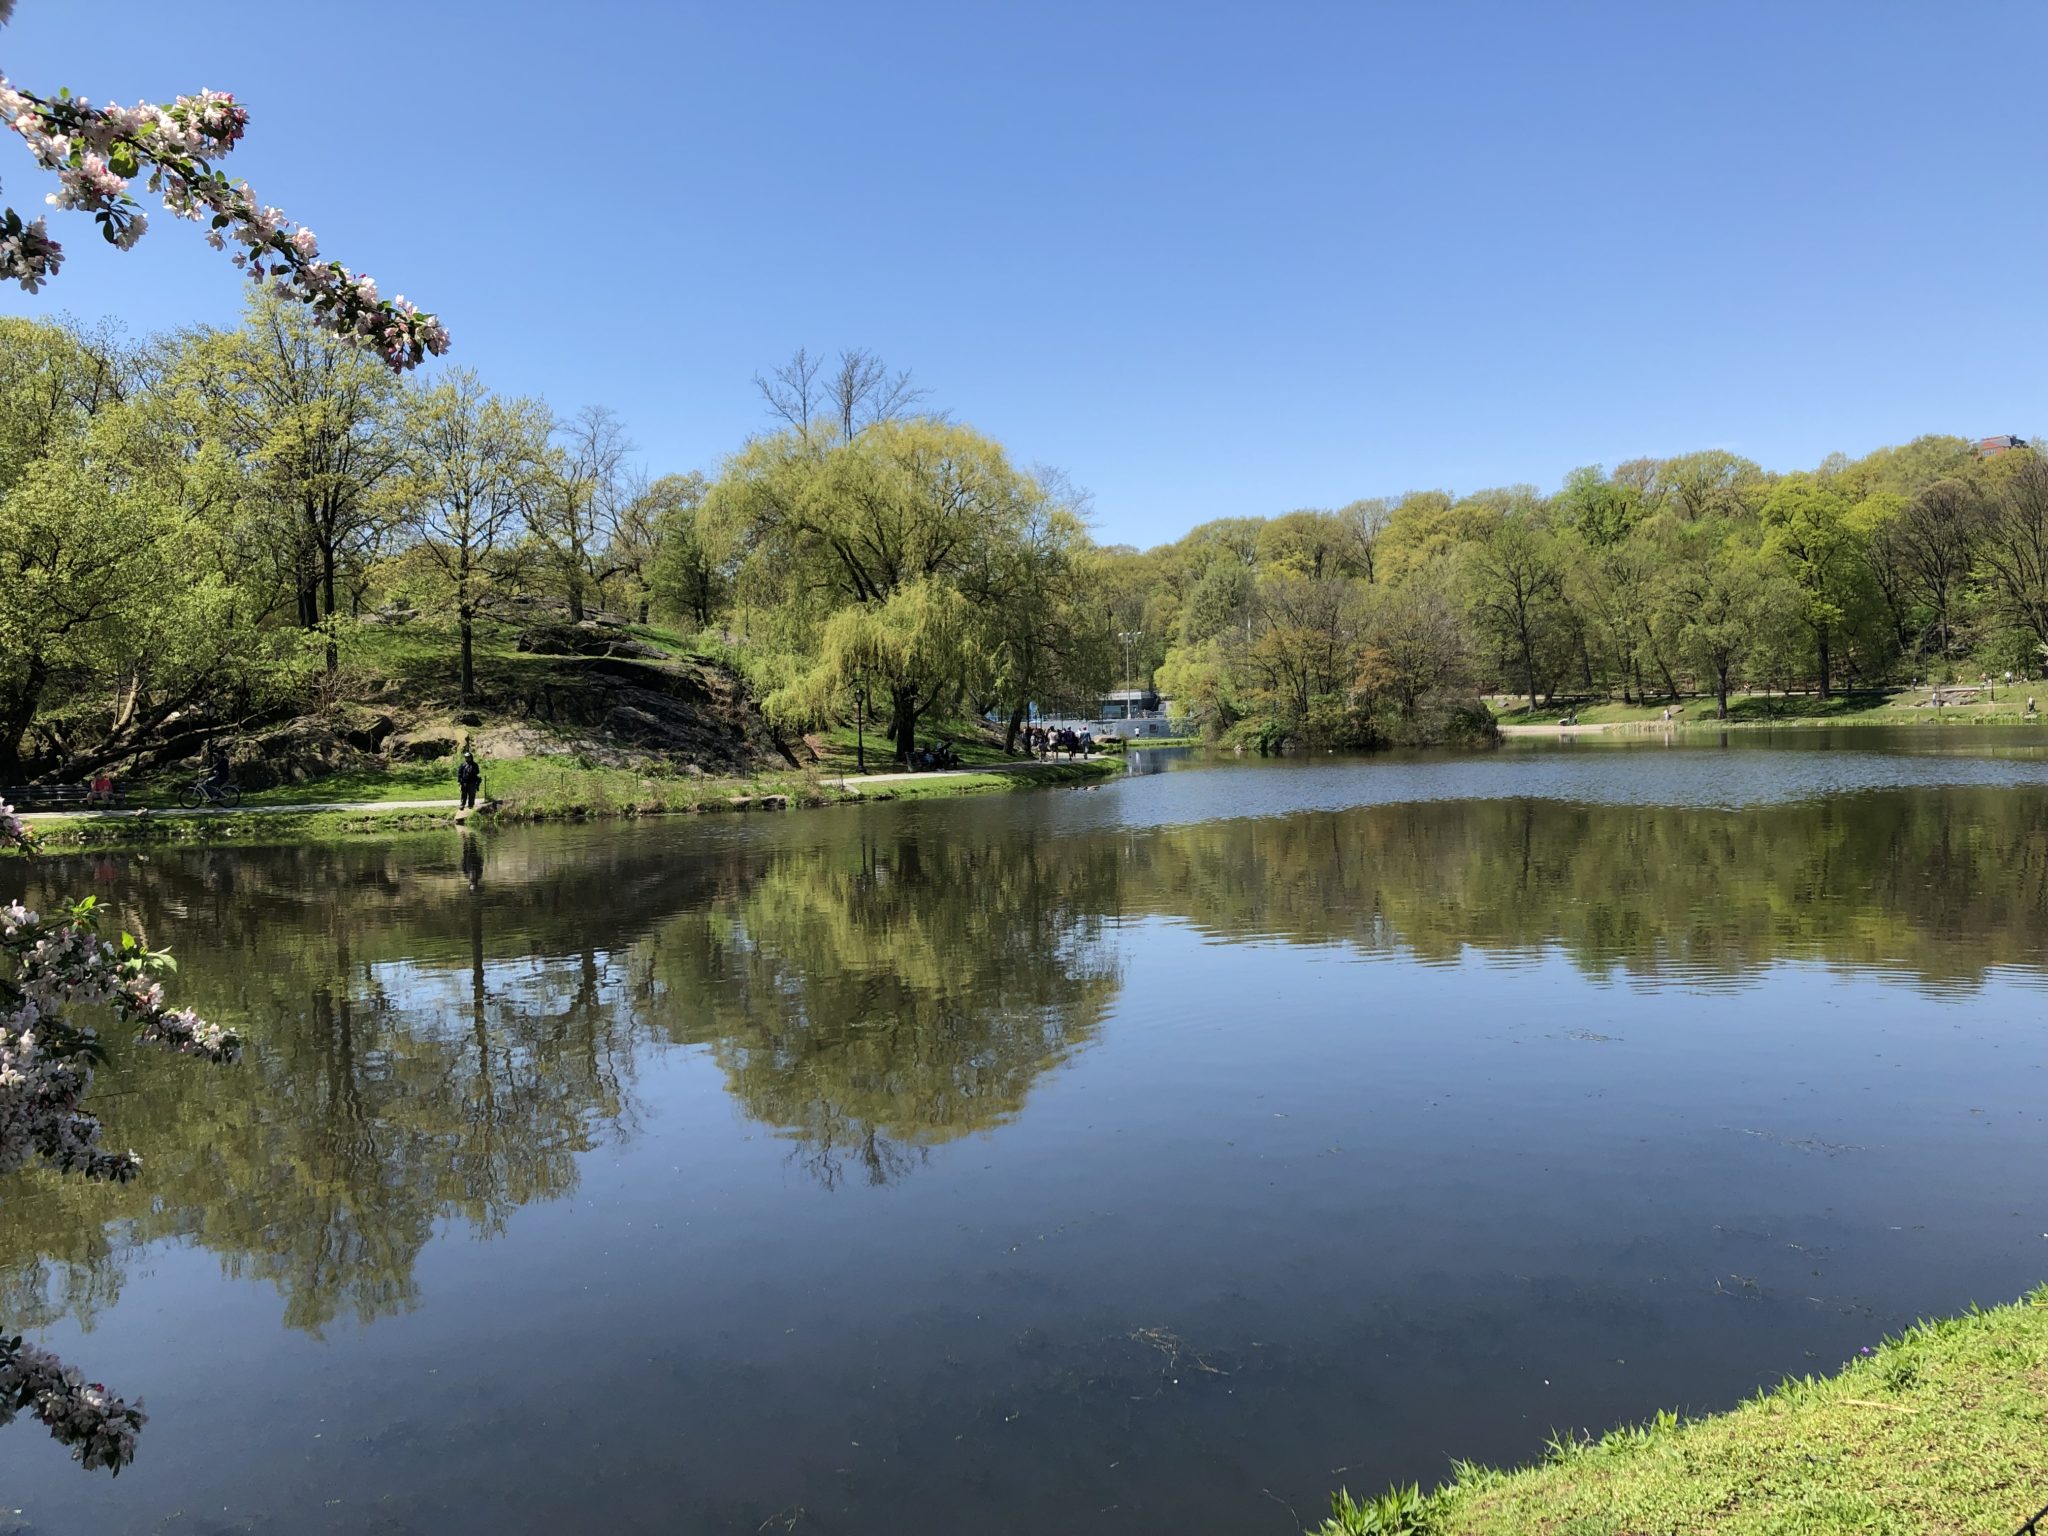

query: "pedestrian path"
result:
(822, 757), (1103, 789)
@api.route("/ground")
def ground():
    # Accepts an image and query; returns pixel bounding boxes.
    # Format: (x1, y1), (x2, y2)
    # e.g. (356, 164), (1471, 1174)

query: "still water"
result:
(4, 729), (2047, 1534)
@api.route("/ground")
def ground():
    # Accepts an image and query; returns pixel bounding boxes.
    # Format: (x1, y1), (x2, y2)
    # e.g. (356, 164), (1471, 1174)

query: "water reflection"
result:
(1, 755), (2046, 1532)
(642, 830), (1122, 1187)
(7, 782), (2043, 1337)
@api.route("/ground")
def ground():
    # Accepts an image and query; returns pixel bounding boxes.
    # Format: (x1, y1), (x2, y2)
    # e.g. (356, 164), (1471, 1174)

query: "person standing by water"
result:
(457, 748), (482, 811)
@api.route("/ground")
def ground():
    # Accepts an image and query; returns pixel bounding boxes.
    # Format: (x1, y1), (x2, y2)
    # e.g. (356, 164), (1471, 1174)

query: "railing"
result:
(2013, 1498), (2048, 1536)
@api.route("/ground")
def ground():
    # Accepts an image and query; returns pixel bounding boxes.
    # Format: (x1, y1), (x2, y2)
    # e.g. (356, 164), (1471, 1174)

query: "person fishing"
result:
(456, 748), (482, 811)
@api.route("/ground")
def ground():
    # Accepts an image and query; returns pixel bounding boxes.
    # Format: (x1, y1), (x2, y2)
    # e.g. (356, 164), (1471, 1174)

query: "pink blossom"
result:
(0, 58), (446, 369)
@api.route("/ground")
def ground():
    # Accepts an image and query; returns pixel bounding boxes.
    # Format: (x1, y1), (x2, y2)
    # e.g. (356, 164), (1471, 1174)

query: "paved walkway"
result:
(823, 757), (1103, 789)
(18, 798), (464, 823)
(1496, 723), (1620, 737)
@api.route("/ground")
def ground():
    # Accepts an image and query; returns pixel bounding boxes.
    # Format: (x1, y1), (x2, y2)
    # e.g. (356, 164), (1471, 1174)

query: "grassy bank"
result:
(1317, 1285), (2048, 1536)
(10, 755), (1122, 851)
(1492, 687), (2046, 731)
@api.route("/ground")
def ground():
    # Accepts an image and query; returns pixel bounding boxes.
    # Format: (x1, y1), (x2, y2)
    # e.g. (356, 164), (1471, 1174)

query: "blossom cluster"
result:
(1, 801), (237, 1472)
(1, 874), (241, 1178)
(0, 65), (448, 370)
(0, 1334), (145, 1473)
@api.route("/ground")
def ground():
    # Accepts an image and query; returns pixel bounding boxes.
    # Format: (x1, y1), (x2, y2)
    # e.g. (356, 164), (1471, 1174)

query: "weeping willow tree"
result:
(706, 417), (1062, 763)
(765, 578), (982, 764)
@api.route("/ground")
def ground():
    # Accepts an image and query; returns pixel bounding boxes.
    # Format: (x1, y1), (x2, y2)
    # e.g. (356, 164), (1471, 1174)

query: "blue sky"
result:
(3, 1), (2041, 547)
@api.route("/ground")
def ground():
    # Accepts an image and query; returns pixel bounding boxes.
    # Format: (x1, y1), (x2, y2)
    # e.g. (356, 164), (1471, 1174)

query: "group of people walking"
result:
(1024, 724), (1096, 760)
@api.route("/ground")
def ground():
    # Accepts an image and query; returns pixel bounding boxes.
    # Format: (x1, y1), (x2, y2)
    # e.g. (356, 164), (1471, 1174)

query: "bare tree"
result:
(755, 346), (823, 435)
(757, 346), (929, 441)
(532, 406), (633, 622)
(828, 348), (927, 438)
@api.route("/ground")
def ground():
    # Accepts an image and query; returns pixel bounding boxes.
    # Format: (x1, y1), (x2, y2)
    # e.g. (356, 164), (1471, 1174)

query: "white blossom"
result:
(1, 799), (238, 1474)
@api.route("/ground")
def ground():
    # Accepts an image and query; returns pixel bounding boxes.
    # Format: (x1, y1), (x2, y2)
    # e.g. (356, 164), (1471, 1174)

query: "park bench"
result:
(1, 783), (129, 811)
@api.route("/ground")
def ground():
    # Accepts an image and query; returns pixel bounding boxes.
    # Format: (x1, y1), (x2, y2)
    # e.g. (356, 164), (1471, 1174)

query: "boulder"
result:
(343, 714), (397, 753)
(515, 622), (668, 660)
(226, 720), (374, 788)
(395, 735), (458, 762)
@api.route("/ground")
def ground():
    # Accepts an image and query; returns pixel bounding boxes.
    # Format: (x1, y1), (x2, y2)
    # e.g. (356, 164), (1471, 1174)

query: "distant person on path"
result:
(457, 749), (482, 811)
(88, 771), (115, 808)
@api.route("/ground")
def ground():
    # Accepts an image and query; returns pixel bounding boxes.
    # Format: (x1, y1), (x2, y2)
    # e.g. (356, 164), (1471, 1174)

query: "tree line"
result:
(1110, 439), (2048, 743)
(7, 300), (2046, 781)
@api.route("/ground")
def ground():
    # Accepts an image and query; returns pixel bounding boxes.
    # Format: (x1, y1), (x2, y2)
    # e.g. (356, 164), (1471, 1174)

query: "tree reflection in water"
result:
(2, 782), (2043, 1355)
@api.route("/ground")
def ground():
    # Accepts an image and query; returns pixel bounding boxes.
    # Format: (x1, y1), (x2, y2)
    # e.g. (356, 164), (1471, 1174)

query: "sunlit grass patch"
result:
(1314, 1286), (2048, 1536)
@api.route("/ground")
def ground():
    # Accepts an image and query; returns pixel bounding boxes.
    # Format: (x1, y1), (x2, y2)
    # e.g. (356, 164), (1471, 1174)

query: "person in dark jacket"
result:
(456, 749), (482, 811)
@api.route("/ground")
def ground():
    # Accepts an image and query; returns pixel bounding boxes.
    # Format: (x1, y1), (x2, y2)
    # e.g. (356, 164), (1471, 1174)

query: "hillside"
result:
(161, 607), (797, 795)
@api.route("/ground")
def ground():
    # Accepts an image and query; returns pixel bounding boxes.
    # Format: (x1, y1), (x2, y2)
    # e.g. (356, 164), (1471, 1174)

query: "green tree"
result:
(173, 294), (404, 672)
(1554, 464), (1645, 548)
(643, 471), (726, 628)
(706, 417), (1043, 762)
(1655, 449), (1764, 522)
(1464, 505), (1567, 708)
(1661, 519), (1775, 718)
(394, 370), (549, 702)
(1760, 473), (1865, 697)
(1977, 452), (2048, 666)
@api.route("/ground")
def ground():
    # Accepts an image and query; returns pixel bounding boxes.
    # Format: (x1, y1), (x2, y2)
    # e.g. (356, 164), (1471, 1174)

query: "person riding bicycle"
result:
(202, 744), (232, 804)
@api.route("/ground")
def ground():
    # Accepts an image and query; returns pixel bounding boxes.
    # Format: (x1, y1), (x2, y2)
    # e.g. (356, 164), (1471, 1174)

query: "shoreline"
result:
(1318, 1285), (2048, 1535)
(1498, 710), (2048, 737)
(5, 757), (1123, 853)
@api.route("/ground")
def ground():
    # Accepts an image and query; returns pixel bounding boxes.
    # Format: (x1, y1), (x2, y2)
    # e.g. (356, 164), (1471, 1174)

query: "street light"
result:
(1117, 629), (1141, 692)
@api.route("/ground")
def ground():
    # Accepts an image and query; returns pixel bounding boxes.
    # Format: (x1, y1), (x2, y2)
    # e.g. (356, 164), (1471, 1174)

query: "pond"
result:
(5, 728), (2048, 1534)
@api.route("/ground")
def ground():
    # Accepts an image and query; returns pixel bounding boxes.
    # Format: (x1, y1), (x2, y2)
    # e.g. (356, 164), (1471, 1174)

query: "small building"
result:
(1976, 435), (2026, 457)
(1034, 689), (1184, 739)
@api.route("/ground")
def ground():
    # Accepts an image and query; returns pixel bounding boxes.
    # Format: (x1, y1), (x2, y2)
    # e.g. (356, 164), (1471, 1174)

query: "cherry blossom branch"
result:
(2, 801), (239, 1474)
(0, 1334), (146, 1474)
(0, 22), (448, 370)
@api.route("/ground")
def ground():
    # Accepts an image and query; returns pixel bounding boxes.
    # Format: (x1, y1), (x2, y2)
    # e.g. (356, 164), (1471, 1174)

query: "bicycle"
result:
(179, 776), (241, 810)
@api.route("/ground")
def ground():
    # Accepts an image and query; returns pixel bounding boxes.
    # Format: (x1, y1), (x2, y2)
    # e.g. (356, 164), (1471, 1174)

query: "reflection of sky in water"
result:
(1105, 730), (2048, 828)
(2, 735), (2047, 1536)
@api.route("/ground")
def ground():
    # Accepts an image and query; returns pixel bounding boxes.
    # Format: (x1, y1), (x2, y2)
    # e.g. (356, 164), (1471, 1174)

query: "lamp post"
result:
(1117, 629), (1141, 692)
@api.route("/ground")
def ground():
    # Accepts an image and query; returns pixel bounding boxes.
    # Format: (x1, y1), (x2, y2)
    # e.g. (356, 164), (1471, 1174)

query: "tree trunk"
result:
(0, 654), (49, 779)
(890, 686), (918, 766)
(1716, 665), (1730, 720)
(1004, 705), (1024, 755)
(322, 545), (340, 675)
(1816, 627), (1831, 700)
(1654, 649), (1680, 701)
(459, 613), (477, 704)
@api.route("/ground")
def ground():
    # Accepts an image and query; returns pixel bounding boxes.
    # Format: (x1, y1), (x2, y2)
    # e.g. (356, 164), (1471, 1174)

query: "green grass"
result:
(1314, 1285), (2048, 1536)
(11, 754), (1124, 850)
(804, 718), (1023, 773)
(1493, 688), (2047, 730)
